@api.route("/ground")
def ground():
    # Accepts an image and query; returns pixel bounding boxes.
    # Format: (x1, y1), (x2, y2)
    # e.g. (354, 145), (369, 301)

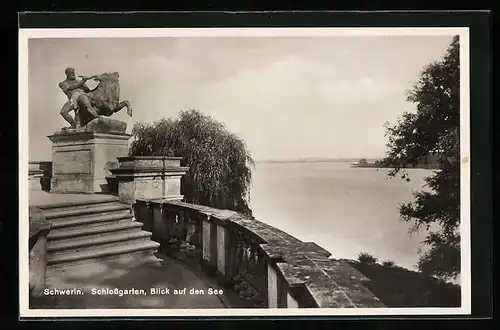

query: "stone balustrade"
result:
(133, 199), (385, 308)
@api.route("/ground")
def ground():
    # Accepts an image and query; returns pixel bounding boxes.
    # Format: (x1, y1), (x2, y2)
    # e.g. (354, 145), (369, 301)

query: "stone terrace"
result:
(29, 190), (227, 309)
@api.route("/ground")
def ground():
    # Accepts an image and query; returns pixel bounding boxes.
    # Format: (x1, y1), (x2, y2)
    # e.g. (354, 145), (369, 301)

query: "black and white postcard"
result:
(20, 26), (471, 317)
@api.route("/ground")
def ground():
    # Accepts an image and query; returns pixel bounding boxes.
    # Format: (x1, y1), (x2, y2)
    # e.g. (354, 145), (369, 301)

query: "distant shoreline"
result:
(255, 159), (438, 170)
(351, 164), (438, 169)
(256, 158), (382, 164)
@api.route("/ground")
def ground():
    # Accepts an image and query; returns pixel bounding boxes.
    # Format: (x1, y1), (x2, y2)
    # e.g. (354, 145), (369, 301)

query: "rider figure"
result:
(59, 67), (98, 128)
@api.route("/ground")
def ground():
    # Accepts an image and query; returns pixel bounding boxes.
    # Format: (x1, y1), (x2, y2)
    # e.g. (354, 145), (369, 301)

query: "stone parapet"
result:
(134, 199), (385, 309)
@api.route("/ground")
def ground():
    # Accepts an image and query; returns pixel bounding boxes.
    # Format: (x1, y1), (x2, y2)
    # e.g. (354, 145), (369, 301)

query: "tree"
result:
(358, 252), (378, 264)
(129, 109), (254, 216)
(382, 36), (460, 280)
(382, 260), (396, 268)
(359, 158), (368, 166)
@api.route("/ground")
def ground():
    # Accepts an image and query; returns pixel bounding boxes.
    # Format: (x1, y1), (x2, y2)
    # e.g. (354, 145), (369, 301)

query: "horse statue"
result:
(76, 72), (132, 127)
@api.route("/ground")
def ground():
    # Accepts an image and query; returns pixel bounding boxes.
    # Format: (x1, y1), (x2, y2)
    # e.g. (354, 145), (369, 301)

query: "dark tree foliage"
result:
(358, 252), (378, 264)
(129, 109), (254, 216)
(358, 158), (368, 166)
(382, 36), (460, 280)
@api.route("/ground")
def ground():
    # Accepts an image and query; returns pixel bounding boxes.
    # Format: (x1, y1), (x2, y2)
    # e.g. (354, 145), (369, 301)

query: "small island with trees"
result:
(351, 154), (440, 169)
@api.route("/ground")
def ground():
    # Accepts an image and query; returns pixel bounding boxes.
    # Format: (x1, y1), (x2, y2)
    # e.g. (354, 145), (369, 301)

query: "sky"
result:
(27, 35), (454, 161)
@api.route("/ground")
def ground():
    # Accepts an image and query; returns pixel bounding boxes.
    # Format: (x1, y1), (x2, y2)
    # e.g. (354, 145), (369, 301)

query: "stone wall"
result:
(29, 161), (52, 192)
(29, 206), (52, 296)
(134, 199), (385, 308)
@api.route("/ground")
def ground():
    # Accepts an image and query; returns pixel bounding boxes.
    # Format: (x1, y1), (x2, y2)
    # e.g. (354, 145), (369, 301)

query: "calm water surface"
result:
(250, 161), (432, 271)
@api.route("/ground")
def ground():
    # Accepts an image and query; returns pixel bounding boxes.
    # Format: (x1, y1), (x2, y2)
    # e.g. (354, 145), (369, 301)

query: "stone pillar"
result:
(210, 222), (218, 272)
(200, 215), (218, 275)
(39, 161), (53, 192)
(287, 292), (299, 308)
(151, 200), (170, 242)
(267, 263), (279, 308)
(216, 225), (227, 275)
(224, 230), (238, 281)
(28, 163), (43, 191)
(161, 206), (177, 242)
(276, 268), (288, 308)
(202, 217), (212, 263)
(133, 200), (152, 230)
(111, 156), (189, 204)
(48, 127), (131, 194)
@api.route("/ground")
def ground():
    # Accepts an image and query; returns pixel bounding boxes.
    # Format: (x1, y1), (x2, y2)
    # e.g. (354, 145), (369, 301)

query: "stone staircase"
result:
(37, 196), (160, 268)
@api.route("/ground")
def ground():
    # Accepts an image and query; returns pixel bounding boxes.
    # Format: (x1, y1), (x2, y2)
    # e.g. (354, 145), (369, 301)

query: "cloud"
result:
(27, 36), (454, 161)
(191, 54), (410, 160)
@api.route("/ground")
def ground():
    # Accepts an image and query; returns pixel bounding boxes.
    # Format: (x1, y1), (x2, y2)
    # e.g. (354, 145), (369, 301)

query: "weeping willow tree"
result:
(129, 109), (254, 216)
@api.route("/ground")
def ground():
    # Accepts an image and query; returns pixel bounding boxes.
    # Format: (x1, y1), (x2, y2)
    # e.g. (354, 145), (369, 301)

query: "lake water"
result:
(250, 161), (432, 271)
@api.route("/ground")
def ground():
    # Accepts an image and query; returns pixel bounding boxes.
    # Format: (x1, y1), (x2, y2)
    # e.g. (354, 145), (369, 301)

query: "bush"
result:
(348, 260), (461, 307)
(129, 109), (254, 215)
(357, 252), (378, 264)
(382, 260), (396, 268)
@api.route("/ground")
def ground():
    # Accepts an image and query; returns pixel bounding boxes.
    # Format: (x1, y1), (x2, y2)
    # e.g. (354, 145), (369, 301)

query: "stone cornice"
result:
(117, 156), (183, 161)
(110, 167), (189, 177)
(48, 131), (132, 143)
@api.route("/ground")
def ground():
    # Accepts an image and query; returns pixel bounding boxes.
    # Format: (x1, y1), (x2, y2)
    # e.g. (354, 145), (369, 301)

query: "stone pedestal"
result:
(111, 156), (189, 204)
(48, 130), (131, 194)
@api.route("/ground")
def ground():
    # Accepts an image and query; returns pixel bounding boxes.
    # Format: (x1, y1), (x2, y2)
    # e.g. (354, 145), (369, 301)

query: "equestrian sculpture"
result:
(59, 68), (132, 129)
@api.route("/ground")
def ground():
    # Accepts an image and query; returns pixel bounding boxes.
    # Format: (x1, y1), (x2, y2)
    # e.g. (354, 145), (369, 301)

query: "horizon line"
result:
(254, 156), (385, 162)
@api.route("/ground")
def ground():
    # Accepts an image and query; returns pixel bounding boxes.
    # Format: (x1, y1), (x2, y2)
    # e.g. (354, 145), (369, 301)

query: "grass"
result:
(348, 253), (461, 307)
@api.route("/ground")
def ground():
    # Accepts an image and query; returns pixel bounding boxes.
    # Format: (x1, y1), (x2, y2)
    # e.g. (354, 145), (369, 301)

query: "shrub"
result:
(357, 252), (378, 264)
(382, 260), (396, 268)
(129, 109), (254, 215)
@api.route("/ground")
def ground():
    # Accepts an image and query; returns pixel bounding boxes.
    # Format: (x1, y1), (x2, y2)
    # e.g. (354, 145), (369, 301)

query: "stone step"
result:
(48, 230), (153, 255)
(47, 240), (160, 266)
(49, 208), (132, 223)
(47, 250), (164, 272)
(51, 217), (135, 233)
(40, 201), (122, 213)
(43, 203), (131, 220)
(36, 196), (120, 211)
(47, 221), (143, 241)
(51, 212), (134, 230)
(48, 226), (143, 247)
(53, 217), (136, 234)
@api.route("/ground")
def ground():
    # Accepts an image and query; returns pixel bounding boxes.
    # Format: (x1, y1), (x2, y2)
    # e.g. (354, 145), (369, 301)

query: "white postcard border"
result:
(19, 27), (471, 318)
